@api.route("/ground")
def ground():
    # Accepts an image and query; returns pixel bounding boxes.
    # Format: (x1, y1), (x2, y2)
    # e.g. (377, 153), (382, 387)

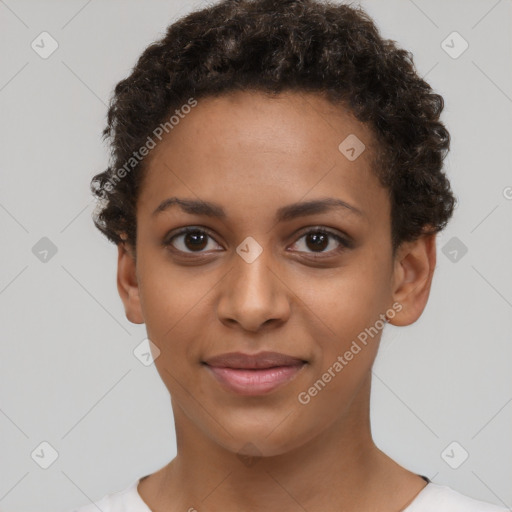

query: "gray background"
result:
(0, 0), (511, 510)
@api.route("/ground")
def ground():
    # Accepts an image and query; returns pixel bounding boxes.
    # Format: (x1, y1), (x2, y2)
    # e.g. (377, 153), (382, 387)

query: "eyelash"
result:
(163, 226), (352, 259)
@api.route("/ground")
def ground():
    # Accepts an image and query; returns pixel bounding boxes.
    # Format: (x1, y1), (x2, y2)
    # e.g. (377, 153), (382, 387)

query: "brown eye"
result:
(165, 227), (222, 254)
(290, 228), (350, 256)
(304, 232), (329, 251)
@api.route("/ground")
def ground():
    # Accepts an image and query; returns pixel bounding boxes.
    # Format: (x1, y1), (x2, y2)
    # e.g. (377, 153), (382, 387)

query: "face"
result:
(117, 90), (435, 458)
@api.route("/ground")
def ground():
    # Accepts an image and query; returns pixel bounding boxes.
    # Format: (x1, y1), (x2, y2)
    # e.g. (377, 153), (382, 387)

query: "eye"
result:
(163, 226), (351, 258)
(164, 227), (222, 255)
(288, 227), (351, 256)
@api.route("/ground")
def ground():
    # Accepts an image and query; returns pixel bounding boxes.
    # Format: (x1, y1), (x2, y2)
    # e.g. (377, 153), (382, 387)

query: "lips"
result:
(204, 351), (306, 369)
(203, 351), (307, 395)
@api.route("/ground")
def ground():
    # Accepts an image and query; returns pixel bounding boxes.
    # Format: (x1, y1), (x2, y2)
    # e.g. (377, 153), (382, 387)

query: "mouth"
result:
(202, 351), (308, 396)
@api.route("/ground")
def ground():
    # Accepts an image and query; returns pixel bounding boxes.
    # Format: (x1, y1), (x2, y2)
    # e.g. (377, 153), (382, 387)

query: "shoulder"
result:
(406, 482), (510, 512)
(66, 478), (150, 512)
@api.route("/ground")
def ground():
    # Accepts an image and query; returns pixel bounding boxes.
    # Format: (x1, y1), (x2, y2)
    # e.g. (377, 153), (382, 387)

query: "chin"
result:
(209, 412), (319, 459)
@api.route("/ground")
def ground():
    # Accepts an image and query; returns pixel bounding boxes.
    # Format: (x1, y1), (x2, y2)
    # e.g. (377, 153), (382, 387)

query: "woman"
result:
(75, 0), (508, 510)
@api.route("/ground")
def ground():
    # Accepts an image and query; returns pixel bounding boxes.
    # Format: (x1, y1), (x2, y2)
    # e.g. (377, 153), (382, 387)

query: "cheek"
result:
(297, 261), (390, 342)
(137, 267), (233, 402)
(137, 265), (209, 380)
(138, 254), (215, 337)
(293, 261), (391, 404)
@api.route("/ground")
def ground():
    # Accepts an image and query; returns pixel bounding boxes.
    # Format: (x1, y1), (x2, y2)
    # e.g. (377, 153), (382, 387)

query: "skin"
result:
(117, 90), (437, 512)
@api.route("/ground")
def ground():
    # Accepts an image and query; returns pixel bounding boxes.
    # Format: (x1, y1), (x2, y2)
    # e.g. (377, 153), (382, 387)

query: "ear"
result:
(117, 242), (145, 324)
(388, 232), (437, 327)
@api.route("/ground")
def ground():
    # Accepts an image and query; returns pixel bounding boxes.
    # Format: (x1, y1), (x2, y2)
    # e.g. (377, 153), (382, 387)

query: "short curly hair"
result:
(90, 0), (457, 257)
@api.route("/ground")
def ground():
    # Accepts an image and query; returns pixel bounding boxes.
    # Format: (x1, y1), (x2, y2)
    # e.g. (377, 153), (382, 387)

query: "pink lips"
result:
(203, 351), (307, 395)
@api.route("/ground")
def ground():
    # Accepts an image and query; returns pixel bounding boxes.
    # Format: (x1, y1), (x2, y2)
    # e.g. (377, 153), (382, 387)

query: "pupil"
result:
(186, 231), (207, 251)
(307, 232), (328, 251)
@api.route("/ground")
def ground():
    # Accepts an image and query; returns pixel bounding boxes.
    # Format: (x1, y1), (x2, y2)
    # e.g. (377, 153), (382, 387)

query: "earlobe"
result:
(117, 242), (145, 325)
(388, 233), (437, 327)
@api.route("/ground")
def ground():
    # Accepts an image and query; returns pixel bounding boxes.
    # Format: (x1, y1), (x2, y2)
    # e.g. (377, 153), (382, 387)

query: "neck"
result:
(141, 374), (427, 511)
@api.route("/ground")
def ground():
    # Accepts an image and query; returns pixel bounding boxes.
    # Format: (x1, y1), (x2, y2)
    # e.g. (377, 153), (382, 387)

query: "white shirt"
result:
(69, 477), (510, 512)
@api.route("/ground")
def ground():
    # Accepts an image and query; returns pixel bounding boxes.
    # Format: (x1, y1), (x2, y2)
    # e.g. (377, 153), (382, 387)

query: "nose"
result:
(216, 247), (291, 333)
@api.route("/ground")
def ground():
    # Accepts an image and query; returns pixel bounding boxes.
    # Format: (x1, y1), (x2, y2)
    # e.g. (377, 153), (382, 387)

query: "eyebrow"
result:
(152, 196), (365, 222)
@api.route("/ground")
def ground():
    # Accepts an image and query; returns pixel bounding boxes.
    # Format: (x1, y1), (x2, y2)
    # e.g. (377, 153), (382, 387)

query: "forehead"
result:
(147, 90), (375, 164)
(137, 90), (388, 225)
